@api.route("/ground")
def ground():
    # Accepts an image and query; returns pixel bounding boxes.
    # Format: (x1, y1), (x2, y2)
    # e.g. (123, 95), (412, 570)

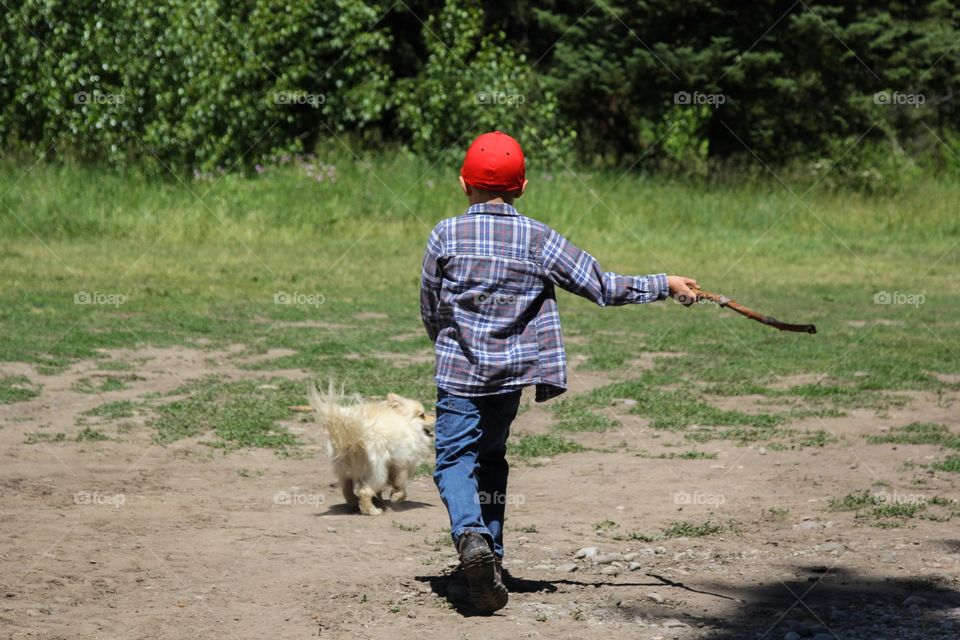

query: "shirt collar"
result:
(465, 203), (519, 217)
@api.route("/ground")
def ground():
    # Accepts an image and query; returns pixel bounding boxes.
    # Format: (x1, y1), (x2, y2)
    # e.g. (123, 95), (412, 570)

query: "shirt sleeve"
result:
(420, 225), (444, 341)
(539, 226), (669, 306)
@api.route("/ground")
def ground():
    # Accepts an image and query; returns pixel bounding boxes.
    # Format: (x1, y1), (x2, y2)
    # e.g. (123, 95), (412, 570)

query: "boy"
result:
(419, 131), (698, 614)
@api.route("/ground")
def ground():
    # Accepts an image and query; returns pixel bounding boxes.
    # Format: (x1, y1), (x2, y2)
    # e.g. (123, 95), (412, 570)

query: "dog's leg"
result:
(356, 482), (382, 516)
(340, 478), (359, 507)
(388, 464), (408, 503)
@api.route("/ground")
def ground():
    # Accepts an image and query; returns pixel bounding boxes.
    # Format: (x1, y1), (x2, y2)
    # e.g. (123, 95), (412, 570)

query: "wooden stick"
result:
(690, 286), (817, 334)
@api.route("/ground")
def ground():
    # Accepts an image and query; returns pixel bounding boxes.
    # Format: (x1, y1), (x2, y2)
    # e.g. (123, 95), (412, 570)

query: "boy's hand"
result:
(668, 275), (699, 306)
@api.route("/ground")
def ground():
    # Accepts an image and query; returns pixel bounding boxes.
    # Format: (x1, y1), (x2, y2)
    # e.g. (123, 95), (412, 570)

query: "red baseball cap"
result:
(460, 131), (525, 193)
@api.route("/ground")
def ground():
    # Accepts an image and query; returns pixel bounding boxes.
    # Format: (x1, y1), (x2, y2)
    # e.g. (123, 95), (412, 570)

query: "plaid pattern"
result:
(420, 203), (669, 402)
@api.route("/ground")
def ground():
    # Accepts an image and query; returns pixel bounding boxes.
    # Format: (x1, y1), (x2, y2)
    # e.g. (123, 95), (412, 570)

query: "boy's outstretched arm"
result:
(540, 227), (698, 306)
(420, 227), (443, 342)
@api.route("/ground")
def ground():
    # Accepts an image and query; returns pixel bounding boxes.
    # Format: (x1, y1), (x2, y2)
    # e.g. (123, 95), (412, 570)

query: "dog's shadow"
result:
(317, 499), (433, 517)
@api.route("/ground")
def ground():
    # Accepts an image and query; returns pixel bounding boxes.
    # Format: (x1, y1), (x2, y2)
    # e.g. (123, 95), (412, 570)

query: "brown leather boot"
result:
(457, 533), (508, 614)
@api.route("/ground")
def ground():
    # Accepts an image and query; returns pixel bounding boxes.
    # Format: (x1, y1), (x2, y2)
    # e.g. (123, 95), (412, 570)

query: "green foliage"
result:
(0, 0), (392, 173)
(625, 520), (735, 542)
(0, 375), (41, 404)
(867, 422), (960, 449)
(394, 0), (574, 162)
(2, 1), (959, 175)
(151, 377), (301, 450)
(510, 434), (584, 459)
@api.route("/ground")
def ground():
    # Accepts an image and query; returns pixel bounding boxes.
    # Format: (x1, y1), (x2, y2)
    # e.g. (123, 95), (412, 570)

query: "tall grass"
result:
(3, 151), (958, 248)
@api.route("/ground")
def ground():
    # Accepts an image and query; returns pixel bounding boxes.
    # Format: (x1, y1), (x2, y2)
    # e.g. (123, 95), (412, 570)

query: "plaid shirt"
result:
(420, 203), (669, 402)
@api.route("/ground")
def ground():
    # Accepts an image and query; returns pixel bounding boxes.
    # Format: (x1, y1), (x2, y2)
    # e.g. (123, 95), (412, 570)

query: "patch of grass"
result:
(392, 521), (422, 532)
(24, 431), (66, 444)
(76, 426), (110, 442)
(96, 360), (137, 371)
(595, 519), (618, 532)
(71, 375), (142, 394)
(662, 450), (719, 459)
(510, 434), (585, 459)
(81, 400), (139, 420)
(933, 456), (960, 473)
(151, 377), (302, 450)
(623, 520), (735, 542)
(0, 375), (41, 404)
(412, 462), (434, 478)
(237, 468), (265, 478)
(551, 404), (620, 432)
(829, 489), (956, 524)
(514, 524), (538, 533)
(867, 422), (960, 449)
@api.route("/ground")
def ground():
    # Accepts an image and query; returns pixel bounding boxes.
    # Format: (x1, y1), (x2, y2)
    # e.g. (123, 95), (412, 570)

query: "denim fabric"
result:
(433, 387), (522, 558)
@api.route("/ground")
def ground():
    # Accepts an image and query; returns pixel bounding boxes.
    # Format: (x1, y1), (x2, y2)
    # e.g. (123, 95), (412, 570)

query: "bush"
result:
(0, 0), (392, 173)
(394, 0), (574, 165)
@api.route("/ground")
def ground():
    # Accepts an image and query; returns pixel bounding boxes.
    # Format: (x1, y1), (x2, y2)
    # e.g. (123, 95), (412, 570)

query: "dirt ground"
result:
(2, 346), (959, 640)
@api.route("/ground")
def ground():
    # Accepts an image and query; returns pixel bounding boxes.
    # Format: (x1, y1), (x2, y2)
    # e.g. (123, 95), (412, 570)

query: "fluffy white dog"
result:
(308, 383), (434, 515)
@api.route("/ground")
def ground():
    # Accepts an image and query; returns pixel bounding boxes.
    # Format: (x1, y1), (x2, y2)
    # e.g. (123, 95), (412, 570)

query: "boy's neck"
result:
(469, 194), (515, 206)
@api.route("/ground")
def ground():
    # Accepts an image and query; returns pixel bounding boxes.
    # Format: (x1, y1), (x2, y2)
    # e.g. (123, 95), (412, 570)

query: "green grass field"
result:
(1, 152), (958, 459)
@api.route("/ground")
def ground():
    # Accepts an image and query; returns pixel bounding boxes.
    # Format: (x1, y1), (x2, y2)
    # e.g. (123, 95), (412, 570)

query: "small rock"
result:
(326, 527), (337, 533)
(795, 520), (822, 530)
(446, 559), (459, 568)
(555, 563), (578, 573)
(612, 397), (638, 407)
(903, 595), (928, 607)
(575, 546), (599, 559)
(407, 611), (416, 619)
(815, 542), (845, 554)
(532, 564), (553, 571)
(594, 553), (623, 564)
(623, 552), (639, 561)
(662, 618), (689, 629)
(628, 561), (643, 571)
(600, 565), (620, 576)
(653, 546), (667, 554)
(647, 592), (664, 603)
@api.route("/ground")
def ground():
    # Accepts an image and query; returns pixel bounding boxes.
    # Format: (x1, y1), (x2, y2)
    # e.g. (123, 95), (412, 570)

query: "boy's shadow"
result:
(415, 569), (737, 617)
(415, 567), (559, 616)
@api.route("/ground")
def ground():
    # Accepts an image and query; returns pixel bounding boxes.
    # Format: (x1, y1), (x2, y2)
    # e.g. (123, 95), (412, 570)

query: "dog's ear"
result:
(386, 393), (403, 409)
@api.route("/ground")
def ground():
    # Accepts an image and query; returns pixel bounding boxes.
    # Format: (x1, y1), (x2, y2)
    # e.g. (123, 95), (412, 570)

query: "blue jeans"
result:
(433, 388), (522, 558)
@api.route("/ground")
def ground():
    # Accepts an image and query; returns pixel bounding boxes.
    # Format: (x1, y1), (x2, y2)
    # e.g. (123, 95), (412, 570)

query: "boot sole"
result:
(462, 548), (508, 614)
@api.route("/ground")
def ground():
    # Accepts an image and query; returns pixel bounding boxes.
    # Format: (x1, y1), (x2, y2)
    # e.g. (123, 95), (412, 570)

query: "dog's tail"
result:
(308, 381), (366, 455)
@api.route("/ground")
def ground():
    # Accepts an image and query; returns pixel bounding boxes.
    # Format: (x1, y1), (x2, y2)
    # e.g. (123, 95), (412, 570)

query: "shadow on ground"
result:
(419, 564), (960, 635)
